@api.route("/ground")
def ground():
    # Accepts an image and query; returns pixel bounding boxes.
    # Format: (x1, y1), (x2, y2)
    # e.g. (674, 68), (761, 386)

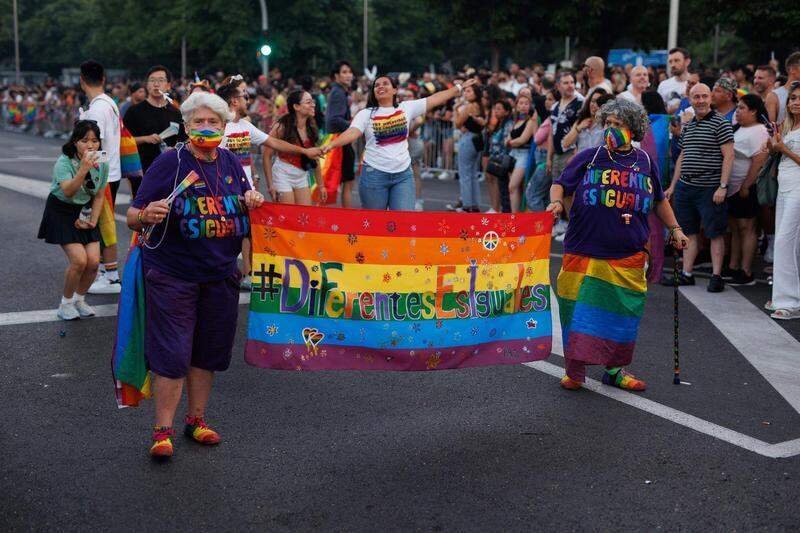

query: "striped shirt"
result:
(678, 110), (734, 187)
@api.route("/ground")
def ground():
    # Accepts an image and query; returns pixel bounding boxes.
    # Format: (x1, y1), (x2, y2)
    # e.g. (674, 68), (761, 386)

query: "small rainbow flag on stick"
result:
(245, 205), (553, 371)
(142, 171), (200, 240)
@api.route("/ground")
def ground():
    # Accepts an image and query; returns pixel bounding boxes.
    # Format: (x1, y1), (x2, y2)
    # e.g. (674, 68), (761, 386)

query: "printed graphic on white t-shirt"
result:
(350, 98), (427, 173)
(221, 119), (269, 183)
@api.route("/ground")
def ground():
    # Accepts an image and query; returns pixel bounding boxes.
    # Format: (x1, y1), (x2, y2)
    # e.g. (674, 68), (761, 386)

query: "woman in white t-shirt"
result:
(766, 82), (800, 319)
(725, 94), (770, 287)
(326, 76), (477, 210)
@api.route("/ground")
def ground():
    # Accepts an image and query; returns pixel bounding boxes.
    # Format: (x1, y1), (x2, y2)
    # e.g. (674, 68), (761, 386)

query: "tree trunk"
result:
(491, 43), (501, 72)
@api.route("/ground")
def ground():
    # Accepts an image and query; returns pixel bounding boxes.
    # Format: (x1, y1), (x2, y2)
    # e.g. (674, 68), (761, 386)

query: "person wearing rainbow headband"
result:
(126, 92), (319, 458)
(547, 98), (689, 391)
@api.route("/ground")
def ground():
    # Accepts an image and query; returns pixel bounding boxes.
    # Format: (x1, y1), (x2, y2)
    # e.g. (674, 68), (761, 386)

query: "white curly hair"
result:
(180, 91), (233, 125)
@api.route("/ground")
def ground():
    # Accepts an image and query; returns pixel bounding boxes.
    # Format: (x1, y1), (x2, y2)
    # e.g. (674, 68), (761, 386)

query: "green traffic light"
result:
(260, 44), (272, 56)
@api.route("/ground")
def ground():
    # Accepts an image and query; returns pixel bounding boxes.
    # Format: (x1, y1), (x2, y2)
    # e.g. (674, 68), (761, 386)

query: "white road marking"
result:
(525, 360), (800, 459)
(0, 156), (59, 162)
(0, 172), (131, 207)
(680, 280), (800, 414)
(0, 293), (250, 327)
(528, 288), (800, 458)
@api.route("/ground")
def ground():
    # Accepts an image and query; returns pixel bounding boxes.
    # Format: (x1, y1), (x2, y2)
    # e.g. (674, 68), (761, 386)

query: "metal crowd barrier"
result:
(1, 101), (80, 138)
(420, 119), (458, 174)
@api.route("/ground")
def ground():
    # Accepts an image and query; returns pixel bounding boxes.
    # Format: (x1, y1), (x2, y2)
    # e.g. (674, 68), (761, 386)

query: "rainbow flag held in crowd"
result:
(111, 241), (150, 408)
(311, 133), (343, 205)
(97, 185), (117, 247)
(245, 205), (554, 371)
(644, 114), (672, 188)
(119, 122), (142, 182)
(7, 104), (22, 125)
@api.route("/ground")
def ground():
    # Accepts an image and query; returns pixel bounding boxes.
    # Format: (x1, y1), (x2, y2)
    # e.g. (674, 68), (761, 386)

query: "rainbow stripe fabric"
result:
(371, 109), (408, 146)
(98, 185), (117, 247)
(119, 123), (142, 181)
(112, 242), (150, 408)
(245, 205), (553, 371)
(312, 133), (343, 205)
(556, 252), (647, 367)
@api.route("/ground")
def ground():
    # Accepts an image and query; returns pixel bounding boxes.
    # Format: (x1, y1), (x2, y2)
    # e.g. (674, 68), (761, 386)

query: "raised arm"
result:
(326, 127), (362, 150)
(426, 79), (478, 111)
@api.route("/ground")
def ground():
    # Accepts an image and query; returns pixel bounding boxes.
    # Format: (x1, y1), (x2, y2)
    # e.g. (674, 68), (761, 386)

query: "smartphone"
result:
(90, 150), (109, 163)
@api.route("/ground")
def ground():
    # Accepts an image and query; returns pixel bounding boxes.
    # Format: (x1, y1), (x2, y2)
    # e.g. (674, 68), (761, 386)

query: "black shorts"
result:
(726, 185), (758, 219)
(340, 144), (355, 183)
(673, 181), (728, 238)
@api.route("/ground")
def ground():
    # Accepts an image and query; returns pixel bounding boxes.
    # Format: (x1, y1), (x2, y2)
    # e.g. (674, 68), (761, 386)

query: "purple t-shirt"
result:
(555, 146), (664, 259)
(132, 147), (251, 282)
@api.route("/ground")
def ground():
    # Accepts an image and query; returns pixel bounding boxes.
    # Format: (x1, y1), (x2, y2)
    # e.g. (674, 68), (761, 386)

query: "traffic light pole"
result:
(259, 0), (269, 78)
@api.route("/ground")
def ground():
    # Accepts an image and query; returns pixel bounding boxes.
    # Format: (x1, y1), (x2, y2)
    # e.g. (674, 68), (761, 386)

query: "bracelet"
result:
(668, 225), (682, 235)
(137, 209), (145, 224)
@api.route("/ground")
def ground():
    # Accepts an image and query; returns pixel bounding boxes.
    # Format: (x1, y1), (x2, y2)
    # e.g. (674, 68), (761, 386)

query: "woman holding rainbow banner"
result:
(126, 92), (268, 458)
(547, 98), (689, 391)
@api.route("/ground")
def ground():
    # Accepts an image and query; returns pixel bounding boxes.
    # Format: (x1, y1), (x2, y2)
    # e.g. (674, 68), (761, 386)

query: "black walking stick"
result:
(672, 250), (681, 385)
(672, 248), (691, 386)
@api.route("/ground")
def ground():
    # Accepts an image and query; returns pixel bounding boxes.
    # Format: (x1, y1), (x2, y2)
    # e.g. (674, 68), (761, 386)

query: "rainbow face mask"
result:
(188, 128), (223, 151)
(603, 126), (632, 150)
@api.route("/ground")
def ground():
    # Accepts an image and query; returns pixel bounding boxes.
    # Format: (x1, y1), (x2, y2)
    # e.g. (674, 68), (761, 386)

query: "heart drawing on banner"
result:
(302, 327), (325, 354)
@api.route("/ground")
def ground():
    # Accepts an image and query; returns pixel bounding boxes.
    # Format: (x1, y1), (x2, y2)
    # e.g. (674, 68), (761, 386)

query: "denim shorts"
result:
(673, 181), (728, 238)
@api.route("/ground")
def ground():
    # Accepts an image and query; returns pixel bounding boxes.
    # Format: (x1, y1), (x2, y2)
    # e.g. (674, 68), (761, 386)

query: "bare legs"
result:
(60, 242), (100, 297)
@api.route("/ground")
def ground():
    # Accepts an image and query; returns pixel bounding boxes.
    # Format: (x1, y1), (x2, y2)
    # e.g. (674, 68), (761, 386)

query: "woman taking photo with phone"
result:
(325, 75), (477, 211)
(38, 120), (108, 320)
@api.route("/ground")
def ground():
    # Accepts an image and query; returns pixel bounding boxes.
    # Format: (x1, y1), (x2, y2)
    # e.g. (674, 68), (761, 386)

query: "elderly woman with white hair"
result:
(547, 98), (688, 392)
(126, 92), (275, 458)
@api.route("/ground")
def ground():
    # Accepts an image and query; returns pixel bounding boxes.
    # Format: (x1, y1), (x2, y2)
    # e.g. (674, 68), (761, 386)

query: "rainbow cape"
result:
(245, 205), (553, 371)
(310, 134), (343, 205)
(111, 239), (150, 407)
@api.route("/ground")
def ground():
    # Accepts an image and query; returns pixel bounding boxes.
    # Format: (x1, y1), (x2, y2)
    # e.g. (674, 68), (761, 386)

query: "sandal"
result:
(771, 308), (800, 320)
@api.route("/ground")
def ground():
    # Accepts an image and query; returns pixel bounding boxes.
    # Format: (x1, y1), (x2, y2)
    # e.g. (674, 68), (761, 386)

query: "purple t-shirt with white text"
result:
(554, 146), (664, 259)
(132, 147), (251, 282)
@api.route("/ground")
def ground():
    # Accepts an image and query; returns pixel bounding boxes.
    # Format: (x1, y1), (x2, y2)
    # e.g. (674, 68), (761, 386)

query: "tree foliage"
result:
(0, 0), (796, 78)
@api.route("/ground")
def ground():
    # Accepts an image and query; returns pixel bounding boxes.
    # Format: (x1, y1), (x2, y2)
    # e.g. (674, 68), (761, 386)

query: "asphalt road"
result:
(1, 130), (800, 532)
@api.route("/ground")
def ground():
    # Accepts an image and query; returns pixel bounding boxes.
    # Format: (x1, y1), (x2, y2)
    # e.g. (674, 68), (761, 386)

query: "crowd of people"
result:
(12, 48), (800, 456)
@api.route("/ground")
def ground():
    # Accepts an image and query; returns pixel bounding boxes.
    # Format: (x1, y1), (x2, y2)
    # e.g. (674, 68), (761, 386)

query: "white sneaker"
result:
(555, 232), (566, 242)
(485, 208), (497, 214)
(437, 171), (453, 181)
(414, 199), (424, 212)
(57, 302), (80, 321)
(421, 170), (435, 180)
(74, 299), (96, 317)
(477, 172), (486, 183)
(88, 274), (122, 294)
(241, 274), (252, 291)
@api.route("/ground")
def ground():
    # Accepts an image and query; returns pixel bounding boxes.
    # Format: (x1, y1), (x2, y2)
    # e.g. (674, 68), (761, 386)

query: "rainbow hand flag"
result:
(245, 206), (553, 371)
(98, 185), (117, 248)
(311, 134), (343, 205)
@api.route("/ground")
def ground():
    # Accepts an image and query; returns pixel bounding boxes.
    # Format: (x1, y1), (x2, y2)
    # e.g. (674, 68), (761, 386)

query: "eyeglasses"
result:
(147, 77), (168, 84)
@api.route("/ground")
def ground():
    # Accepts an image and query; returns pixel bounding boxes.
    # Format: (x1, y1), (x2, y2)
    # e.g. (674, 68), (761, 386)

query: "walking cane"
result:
(672, 249), (691, 386)
(672, 250), (681, 385)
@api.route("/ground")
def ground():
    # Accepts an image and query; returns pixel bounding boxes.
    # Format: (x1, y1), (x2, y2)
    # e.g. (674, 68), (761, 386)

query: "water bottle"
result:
(79, 205), (92, 225)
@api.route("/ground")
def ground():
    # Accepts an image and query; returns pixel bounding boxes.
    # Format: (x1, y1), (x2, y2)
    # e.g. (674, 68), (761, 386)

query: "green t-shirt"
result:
(50, 155), (109, 205)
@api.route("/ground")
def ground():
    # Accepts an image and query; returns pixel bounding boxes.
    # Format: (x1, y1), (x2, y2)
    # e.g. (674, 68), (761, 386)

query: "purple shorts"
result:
(144, 268), (241, 379)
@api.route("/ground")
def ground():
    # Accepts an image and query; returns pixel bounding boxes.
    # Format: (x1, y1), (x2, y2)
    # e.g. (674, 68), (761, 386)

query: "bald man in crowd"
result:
(583, 56), (613, 95)
(619, 65), (650, 103)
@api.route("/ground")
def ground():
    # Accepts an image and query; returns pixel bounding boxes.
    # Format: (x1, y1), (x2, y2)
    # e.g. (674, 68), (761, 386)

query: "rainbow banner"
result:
(245, 205), (554, 371)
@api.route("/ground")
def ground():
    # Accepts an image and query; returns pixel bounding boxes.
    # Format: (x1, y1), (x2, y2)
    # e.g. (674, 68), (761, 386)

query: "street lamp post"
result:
(363, 0), (368, 73)
(13, 0), (21, 84)
(259, 0), (269, 78)
(668, 0), (679, 50)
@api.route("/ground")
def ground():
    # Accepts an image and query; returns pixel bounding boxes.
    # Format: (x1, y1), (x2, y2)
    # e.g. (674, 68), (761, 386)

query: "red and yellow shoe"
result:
(150, 426), (175, 458)
(184, 416), (221, 445)
(560, 375), (583, 390)
(602, 369), (647, 391)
